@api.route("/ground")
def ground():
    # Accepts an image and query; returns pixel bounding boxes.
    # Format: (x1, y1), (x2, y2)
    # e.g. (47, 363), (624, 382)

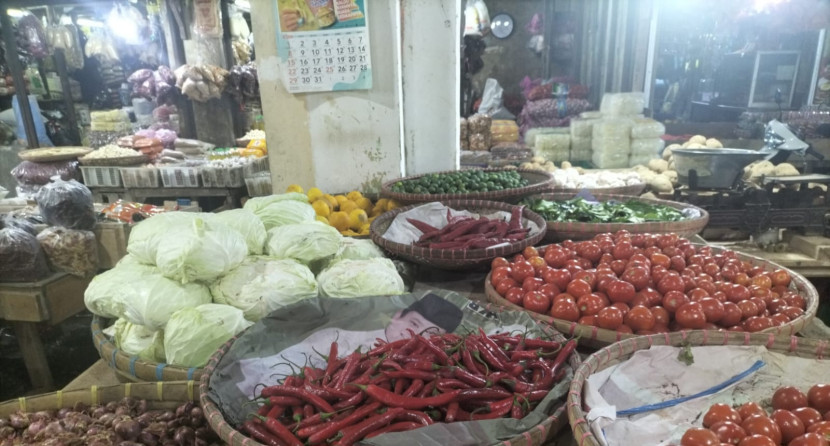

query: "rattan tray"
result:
(484, 244), (818, 349)
(370, 199), (548, 270)
(380, 168), (554, 205)
(530, 192), (709, 242)
(568, 332), (830, 446)
(18, 146), (92, 162)
(91, 315), (205, 382)
(200, 304), (583, 446)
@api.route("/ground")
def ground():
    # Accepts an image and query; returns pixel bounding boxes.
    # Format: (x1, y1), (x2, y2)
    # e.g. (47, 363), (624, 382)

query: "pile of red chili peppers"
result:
(242, 330), (577, 446)
(408, 206), (531, 250)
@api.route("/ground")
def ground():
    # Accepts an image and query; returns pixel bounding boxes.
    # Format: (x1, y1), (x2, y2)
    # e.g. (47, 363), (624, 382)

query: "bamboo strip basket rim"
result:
(370, 199), (548, 270)
(568, 331), (830, 446)
(484, 243), (818, 349)
(91, 315), (205, 383)
(532, 192), (710, 241)
(199, 301), (584, 446)
(0, 381), (199, 416)
(380, 168), (555, 204)
(547, 181), (647, 196)
(17, 146), (93, 162)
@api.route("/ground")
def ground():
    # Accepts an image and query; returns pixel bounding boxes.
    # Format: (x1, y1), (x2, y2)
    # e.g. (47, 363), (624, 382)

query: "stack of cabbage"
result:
(84, 193), (405, 368)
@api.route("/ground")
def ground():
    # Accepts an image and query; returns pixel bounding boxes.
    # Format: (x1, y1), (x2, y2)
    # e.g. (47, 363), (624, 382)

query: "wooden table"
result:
(90, 186), (248, 209)
(0, 273), (91, 392)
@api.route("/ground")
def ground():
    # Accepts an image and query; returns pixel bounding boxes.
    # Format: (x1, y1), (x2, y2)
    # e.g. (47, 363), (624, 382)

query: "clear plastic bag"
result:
(630, 118), (666, 139)
(18, 12), (51, 58)
(0, 228), (51, 282)
(11, 160), (80, 185)
(36, 227), (98, 278)
(0, 215), (37, 236)
(36, 179), (96, 230)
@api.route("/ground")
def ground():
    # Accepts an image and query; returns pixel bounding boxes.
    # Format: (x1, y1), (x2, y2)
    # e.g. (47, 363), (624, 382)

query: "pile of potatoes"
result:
(630, 135), (722, 196)
(742, 160), (800, 184)
(519, 156), (559, 172)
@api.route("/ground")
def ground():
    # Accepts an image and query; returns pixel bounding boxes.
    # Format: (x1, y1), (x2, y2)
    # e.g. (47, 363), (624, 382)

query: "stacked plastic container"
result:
(629, 118), (666, 167)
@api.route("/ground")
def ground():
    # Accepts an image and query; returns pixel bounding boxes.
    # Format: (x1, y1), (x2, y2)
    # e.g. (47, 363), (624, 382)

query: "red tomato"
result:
(596, 306), (624, 330)
(734, 272), (751, 287)
(704, 403), (743, 427)
(650, 253), (671, 269)
(738, 300), (761, 320)
(658, 273), (686, 295)
(670, 255), (687, 272)
(576, 294), (606, 316)
(610, 259), (627, 276)
(788, 433), (830, 446)
(785, 294), (807, 310)
(610, 302), (630, 316)
(650, 306), (670, 326)
(616, 324), (634, 334)
(675, 302), (708, 329)
(505, 287), (524, 306)
(751, 274), (773, 290)
(727, 284), (751, 303)
(737, 435), (777, 446)
(544, 247), (569, 268)
(772, 386), (809, 411)
(710, 420), (747, 445)
(743, 316), (773, 333)
(612, 241), (635, 260)
(538, 283), (560, 300)
(741, 415), (782, 445)
(528, 255), (548, 274)
(779, 306), (805, 320)
(576, 242), (602, 262)
(566, 279), (593, 298)
(511, 261), (535, 283)
(578, 315), (597, 326)
(770, 269), (791, 288)
(689, 288), (711, 301)
(621, 266), (651, 290)
(720, 302), (744, 327)
(771, 409), (805, 443)
(681, 427), (720, 446)
(808, 385), (830, 413)
(521, 276), (544, 293)
(807, 421), (830, 435)
(606, 280), (636, 304)
(770, 313), (790, 327)
(699, 297), (726, 323)
(792, 407), (823, 429)
(550, 299), (580, 322)
(523, 246), (539, 259)
(573, 270), (597, 288)
(624, 305), (656, 331)
(491, 257), (510, 270)
(523, 291), (551, 315)
(750, 297), (767, 315)
(565, 259), (586, 275)
(512, 254), (526, 263)
(767, 298), (787, 314)
(638, 287), (663, 307)
(662, 290), (689, 313)
(543, 268), (572, 290)
(496, 278), (519, 296)
(491, 266), (511, 285)
(652, 265), (669, 284)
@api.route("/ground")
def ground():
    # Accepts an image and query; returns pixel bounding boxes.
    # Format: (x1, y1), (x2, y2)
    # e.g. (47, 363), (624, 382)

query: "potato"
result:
(663, 169), (678, 186)
(632, 164), (650, 174)
(531, 156), (546, 164)
(686, 143), (705, 149)
(662, 147), (673, 161)
(772, 162), (799, 176)
(681, 141), (691, 148)
(638, 170), (657, 183)
(705, 138), (723, 148)
(689, 135), (707, 144)
(650, 174), (674, 193)
(520, 162), (534, 170)
(544, 164), (556, 172)
(575, 167), (585, 174)
(749, 160), (774, 180)
(668, 160), (675, 170)
(648, 158), (669, 173)
(809, 182), (828, 192)
(561, 161), (572, 169)
(640, 191), (658, 200)
(666, 143), (682, 151)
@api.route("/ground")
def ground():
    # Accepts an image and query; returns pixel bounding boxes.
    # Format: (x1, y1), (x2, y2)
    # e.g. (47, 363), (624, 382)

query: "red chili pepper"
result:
(507, 206), (523, 232)
(524, 389), (548, 402)
(338, 407), (405, 446)
(367, 338), (409, 356)
(394, 410), (434, 426)
(382, 370), (436, 381)
(266, 404), (286, 419)
(527, 360), (553, 390)
(550, 338), (577, 378)
(253, 415), (304, 446)
(511, 399), (525, 419)
(267, 396), (304, 407)
(243, 420), (286, 446)
(406, 218), (440, 234)
(445, 402), (460, 422)
(461, 346), (483, 375)
(359, 384), (459, 410)
(403, 379), (424, 397)
(436, 378), (472, 392)
(303, 404), (315, 419)
(523, 338), (562, 351)
(380, 359), (404, 371)
(458, 388), (512, 401)
(416, 335), (449, 365)
(257, 403), (271, 417)
(469, 337), (509, 371)
(334, 352), (361, 390)
(439, 218), (490, 242)
(452, 367), (488, 388)
(304, 366), (323, 383)
(332, 389), (365, 410)
(260, 386), (335, 413)
(294, 410), (338, 430)
(471, 397), (514, 420)
(394, 378), (407, 395)
(284, 376), (303, 387)
(509, 349), (554, 361)
(508, 361), (526, 377)
(364, 421), (422, 439)
(304, 401), (383, 444)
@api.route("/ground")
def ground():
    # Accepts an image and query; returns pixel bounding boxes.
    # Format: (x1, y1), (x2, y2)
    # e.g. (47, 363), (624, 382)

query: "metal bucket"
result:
(672, 148), (766, 189)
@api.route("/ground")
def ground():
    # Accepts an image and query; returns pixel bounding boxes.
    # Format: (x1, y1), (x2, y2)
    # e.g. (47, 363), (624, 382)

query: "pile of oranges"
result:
(285, 185), (400, 236)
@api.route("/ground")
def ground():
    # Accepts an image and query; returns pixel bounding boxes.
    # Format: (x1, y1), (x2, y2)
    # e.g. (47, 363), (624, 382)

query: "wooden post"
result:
(10, 321), (54, 391)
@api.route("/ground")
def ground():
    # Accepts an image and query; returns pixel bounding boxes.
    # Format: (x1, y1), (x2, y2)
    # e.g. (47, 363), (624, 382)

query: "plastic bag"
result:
(0, 228), (50, 282)
(36, 179), (96, 230)
(18, 12), (51, 58)
(36, 227), (98, 278)
(463, 0), (490, 36)
(478, 78), (515, 120)
(11, 160), (80, 186)
(13, 95), (54, 147)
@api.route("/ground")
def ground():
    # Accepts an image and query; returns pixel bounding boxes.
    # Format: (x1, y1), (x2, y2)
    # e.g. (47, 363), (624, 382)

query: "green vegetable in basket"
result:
(155, 218), (248, 284)
(164, 304), (253, 367)
(112, 318), (166, 363)
(390, 170), (528, 194)
(522, 197), (685, 224)
(317, 258), (405, 298)
(213, 208), (267, 255)
(266, 221), (342, 264)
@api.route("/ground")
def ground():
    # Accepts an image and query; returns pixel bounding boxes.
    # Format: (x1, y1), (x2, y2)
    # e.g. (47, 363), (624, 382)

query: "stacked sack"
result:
(590, 92), (647, 168)
(467, 114), (492, 151)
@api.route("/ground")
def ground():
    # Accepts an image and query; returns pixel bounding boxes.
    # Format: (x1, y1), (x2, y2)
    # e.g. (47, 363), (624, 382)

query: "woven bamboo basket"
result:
(370, 199), (547, 270)
(0, 381), (199, 416)
(547, 182), (647, 197)
(484, 244), (818, 349)
(568, 331), (830, 446)
(199, 305), (583, 446)
(380, 168), (554, 205)
(530, 193), (709, 242)
(91, 315), (205, 383)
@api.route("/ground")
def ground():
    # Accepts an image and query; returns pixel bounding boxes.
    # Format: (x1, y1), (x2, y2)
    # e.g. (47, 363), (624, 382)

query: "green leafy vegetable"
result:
(523, 197), (685, 223)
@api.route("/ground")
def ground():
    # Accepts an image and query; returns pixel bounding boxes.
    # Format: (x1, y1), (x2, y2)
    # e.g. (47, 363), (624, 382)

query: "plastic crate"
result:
(245, 173), (272, 197)
(159, 165), (201, 188)
(80, 166), (123, 187)
(200, 165), (245, 187)
(119, 167), (161, 188)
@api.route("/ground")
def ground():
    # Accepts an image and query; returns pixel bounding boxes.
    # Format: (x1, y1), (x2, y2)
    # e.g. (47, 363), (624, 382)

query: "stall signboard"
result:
(276, 0), (372, 93)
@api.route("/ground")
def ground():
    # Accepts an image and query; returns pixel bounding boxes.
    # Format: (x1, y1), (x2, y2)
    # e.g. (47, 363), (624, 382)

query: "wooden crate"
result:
(0, 273), (89, 324)
(93, 221), (130, 269)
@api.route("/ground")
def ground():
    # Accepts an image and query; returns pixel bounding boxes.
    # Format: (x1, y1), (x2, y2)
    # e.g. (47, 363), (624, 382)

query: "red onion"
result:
(114, 419), (141, 441)
(8, 412), (29, 429)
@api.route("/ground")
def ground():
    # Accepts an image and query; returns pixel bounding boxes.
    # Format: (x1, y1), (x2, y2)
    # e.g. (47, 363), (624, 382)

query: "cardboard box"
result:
(93, 221), (130, 269)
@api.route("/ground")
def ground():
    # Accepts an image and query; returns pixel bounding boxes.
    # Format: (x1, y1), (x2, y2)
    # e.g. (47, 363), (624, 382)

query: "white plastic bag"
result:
(479, 78), (515, 120)
(463, 0), (490, 36)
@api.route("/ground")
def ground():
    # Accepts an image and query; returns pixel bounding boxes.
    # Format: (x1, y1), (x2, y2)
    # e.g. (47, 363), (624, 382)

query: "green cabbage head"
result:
(317, 258), (405, 298)
(266, 221), (341, 264)
(112, 318), (165, 363)
(212, 208), (267, 255)
(155, 217), (248, 284)
(164, 304), (253, 367)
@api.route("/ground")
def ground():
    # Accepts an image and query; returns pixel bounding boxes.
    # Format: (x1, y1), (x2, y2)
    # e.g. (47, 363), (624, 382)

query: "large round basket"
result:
(370, 199), (548, 270)
(18, 146), (92, 162)
(484, 244), (818, 349)
(380, 168), (554, 205)
(548, 181), (647, 196)
(531, 192), (709, 242)
(0, 381), (199, 416)
(199, 305), (583, 446)
(91, 315), (205, 382)
(568, 332), (830, 446)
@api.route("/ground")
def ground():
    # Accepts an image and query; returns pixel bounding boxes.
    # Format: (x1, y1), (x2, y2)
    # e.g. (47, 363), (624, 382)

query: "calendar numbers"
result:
(282, 28), (372, 92)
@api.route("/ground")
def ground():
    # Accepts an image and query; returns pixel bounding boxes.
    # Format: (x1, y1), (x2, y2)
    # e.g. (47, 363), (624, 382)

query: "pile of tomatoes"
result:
(681, 384), (830, 446)
(489, 231), (808, 334)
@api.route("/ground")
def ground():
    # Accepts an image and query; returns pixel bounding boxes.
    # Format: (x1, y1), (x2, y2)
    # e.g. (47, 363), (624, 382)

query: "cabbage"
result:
(330, 238), (384, 264)
(213, 208), (267, 255)
(317, 258), (405, 298)
(266, 222), (341, 264)
(164, 304), (253, 367)
(155, 218), (248, 283)
(243, 193), (308, 215)
(253, 200), (316, 230)
(112, 318), (165, 363)
(84, 263), (212, 330)
(127, 212), (214, 264)
(211, 257), (318, 321)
